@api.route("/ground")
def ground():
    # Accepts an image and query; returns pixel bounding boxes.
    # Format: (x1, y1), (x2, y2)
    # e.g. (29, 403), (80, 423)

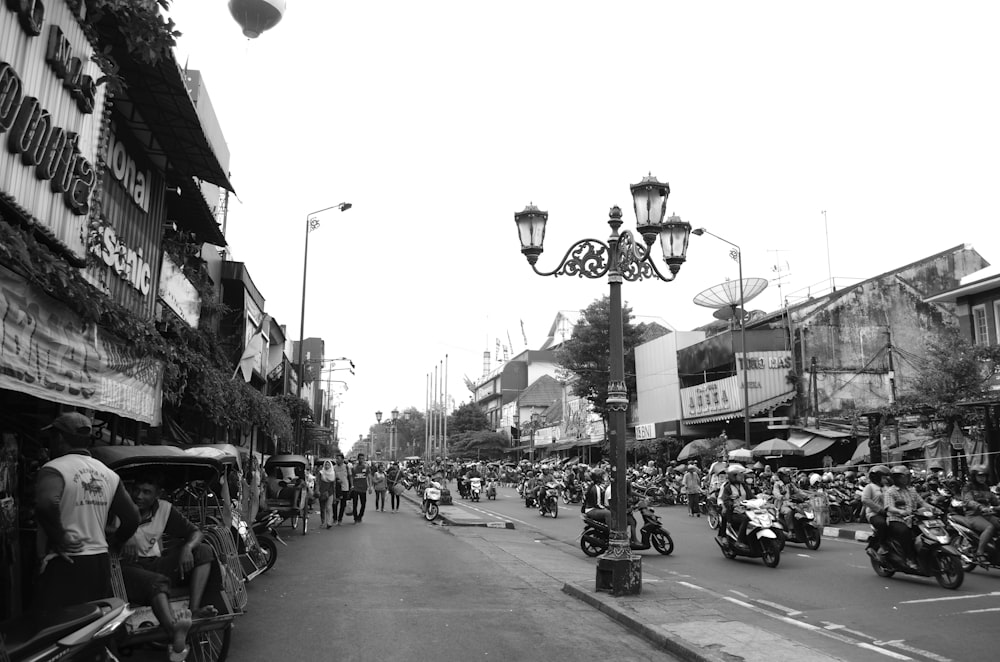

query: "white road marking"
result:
(754, 598), (802, 616)
(960, 607), (1000, 614)
(857, 642), (913, 660)
(873, 640), (951, 662)
(729, 590), (750, 599)
(676, 581), (705, 591)
(899, 591), (1000, 605)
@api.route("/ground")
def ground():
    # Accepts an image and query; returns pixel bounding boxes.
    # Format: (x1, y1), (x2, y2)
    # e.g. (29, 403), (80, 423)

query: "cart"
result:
(263, 454), (311, 535)
(91, 445), (245, 662)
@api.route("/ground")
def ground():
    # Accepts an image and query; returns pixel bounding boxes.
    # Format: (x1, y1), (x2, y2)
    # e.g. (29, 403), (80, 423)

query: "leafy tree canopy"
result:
(449, 401), (491, 433)
(448, 431), (508, 461)
(905, 329), (1000, 419)
(555, 296), (642, 421)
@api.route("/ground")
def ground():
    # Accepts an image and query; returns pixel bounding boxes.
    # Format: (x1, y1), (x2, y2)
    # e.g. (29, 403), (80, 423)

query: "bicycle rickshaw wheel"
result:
(301, 507), (309, 535)
(189, 623), (232, 662)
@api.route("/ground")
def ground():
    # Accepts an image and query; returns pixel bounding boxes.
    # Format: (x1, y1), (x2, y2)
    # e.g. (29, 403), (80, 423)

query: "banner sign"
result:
(634, 423), (655, 440)
(0, 265), (163, 424)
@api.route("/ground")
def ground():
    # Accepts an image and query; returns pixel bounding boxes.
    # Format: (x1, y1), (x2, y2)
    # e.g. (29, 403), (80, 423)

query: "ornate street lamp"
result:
(514, 174), (693, 596)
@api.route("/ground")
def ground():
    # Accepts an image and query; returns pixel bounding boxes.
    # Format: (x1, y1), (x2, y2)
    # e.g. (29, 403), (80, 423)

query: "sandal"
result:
(169, 647), (189, 662)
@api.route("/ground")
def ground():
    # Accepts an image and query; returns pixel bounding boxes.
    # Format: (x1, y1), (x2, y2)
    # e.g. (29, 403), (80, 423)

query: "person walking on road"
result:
(386, 461), (403, 512)
(372, 464), (388, 512)
(332, 454), (351, 525)
(350, 454), (373, 523)
(683, 464), (703, 517)
(318, 460), (337, 528)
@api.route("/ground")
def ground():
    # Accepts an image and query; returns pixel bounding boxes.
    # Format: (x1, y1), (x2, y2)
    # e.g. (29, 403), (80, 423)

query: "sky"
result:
(166, 1), (999, 453)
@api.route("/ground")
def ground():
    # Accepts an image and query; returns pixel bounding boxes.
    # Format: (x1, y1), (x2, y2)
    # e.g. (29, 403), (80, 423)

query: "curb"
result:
(562, 583), (728, 662)
(399, 491), (515, 529)
(822, 526), (871, 542)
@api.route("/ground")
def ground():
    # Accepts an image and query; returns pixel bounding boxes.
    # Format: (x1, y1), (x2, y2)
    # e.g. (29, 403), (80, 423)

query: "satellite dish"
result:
(693, 278), (768, 309)
(713, 307), (747, 321)
(229, 0), (287, 39)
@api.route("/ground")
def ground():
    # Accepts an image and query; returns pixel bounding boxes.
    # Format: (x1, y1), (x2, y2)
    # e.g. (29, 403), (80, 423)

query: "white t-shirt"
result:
(39, 453), (120, 557)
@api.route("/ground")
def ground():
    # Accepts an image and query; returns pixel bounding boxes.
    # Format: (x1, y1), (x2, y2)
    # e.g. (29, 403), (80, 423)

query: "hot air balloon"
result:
(229, 0), (287, 39)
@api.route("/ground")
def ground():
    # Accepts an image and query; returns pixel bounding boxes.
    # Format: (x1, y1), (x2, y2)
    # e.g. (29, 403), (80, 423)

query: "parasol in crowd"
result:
(728, 448), (752, 462)
(751, 438), (804, 457)
(677, 438), (716, 462)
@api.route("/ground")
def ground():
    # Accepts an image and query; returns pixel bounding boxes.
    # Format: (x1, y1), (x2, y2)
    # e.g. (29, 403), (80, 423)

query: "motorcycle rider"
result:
(960, 465), (1000, 563)
(772, 467), (805, 533)
(583, 470), (610, 525)
(862, 465), (891, 557)
(720, 464), (751, 542)
(884, 465), (936, 569)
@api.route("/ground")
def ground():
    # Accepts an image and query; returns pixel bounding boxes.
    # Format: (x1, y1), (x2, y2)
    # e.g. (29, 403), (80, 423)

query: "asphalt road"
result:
(451, 485), (1000, 662)
(225, 499), (679, 662)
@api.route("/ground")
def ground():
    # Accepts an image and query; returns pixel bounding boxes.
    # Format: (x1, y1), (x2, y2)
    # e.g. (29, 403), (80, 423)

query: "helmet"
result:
(969, 465), (988, 478)
(890, 465), (910, 477)
(809, 473), (821, 486)
(844, 471), (856, 480)
(822, 472), (834, 483)
(777, 467), (793, 476)
(726, 464), (747, 475)
(868, 465), (890, 479)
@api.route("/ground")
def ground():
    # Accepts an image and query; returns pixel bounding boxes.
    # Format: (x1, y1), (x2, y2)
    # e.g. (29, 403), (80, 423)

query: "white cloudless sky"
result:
(167, 1), (999, 451)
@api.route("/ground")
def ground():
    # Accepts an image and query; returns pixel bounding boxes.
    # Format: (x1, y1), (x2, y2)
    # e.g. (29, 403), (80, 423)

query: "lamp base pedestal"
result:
(595, 553), (642, 596)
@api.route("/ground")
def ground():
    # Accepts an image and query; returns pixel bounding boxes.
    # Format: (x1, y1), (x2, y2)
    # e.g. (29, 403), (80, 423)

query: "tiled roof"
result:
(520, 374), (563, 408)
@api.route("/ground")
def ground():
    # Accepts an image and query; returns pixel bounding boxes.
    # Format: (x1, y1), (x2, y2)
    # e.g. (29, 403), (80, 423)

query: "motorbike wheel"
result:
(651, 531), (674, 555)
(580, 531), (607, 557)
(805, 527), (822, 551)
(301, 509), (308, 535)
(189, 623), (232, 662)
(257, 535), (277, 573)
(721, 541), (737, 560)
(951, 536), (977, 573)
(551, 500), (558, 519)
(761, 539), (781, 568)
(828, 506), (842, 525)
(707, 512), (721, 531)
(934, 550), (965, 590)
(424, 502), (439, 521)
(870, 554), (895, 578)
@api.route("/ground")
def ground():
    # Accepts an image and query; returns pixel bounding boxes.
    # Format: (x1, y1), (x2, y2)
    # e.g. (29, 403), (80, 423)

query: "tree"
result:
(555, 296), (643, 434)
(907, 329), (1000, 419)
(448, 431), (508, 461)
(449, 402), (490, 433)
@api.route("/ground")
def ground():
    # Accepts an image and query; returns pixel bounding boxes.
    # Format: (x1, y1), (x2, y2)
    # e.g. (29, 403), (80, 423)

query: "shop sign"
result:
(157, 254), (200, 327)
(0, 2), (104, 261)
(635, 423), (655, 440)
(89, 222), (153, 295)
(105, 131), (151, 213)
(737, 350), (794, 395)
(0, 265), (163, 424)
(682, 376), (741, 418)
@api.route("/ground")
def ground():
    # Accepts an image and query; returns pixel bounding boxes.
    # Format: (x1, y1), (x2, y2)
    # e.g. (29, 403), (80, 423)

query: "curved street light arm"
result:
(530, 238), (612, 279)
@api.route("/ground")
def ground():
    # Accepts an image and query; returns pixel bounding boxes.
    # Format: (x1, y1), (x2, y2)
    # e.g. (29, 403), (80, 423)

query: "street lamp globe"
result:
(391, 408), (399, 421)
(630, 173), (671, 245)
(659, 214), (692, 275)
(514, 203), (548, 264)
(375, 410), (383, 424)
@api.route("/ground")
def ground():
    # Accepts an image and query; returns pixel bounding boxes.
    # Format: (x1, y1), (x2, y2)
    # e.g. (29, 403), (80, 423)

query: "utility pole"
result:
(887, 327), (900, 448)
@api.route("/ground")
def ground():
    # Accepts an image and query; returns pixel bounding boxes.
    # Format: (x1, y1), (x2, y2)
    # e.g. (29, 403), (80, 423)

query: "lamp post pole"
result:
(514, 175), (693, 596)
(295, 203), (352, 452)
(692, 229), (751, 446)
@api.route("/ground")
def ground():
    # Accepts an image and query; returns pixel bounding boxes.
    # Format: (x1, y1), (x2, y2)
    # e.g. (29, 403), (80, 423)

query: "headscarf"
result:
(320, 460), (337, 482)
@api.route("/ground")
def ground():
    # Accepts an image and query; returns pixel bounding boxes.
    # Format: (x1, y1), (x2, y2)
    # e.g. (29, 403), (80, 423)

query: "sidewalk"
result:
(401, 491), (888, 662)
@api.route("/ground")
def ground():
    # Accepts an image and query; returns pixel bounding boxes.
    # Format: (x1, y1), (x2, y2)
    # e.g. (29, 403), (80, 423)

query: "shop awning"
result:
(799, 437), (837, 456)
(166, 180), (227, 247)
(684, 390), (796, 426)
(748, 391), (797, 416)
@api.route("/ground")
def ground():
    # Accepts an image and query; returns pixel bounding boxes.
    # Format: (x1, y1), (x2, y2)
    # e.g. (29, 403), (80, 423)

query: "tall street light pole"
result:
(514, 174), (693, 596)
(692, 228), (751, 447)
(296, 202), (352, 452)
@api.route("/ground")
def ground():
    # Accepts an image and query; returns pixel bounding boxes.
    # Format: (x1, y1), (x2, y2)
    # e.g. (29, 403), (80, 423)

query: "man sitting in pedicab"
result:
(119, 471), (219, 662)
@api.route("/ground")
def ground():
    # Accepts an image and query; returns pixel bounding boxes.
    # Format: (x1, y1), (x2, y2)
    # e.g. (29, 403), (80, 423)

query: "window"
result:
(972, 304), (988, 346)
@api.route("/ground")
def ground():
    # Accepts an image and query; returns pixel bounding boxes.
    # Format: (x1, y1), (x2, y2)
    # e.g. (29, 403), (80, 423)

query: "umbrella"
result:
(728, 448), (752, 462)
(725, 439), (747, 452)
(676, 438), (716, 462)
(751, 438), (805, 457)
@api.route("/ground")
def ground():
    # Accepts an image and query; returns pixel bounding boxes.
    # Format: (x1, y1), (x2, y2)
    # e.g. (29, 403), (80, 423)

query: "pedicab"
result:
(262, 454), (311, 535)
(91, 445), (245, 662)
(183, 445), (274, 579)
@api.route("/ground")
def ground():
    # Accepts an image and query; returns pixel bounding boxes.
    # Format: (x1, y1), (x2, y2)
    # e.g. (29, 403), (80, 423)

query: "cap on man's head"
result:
(43, 412), (92, 438)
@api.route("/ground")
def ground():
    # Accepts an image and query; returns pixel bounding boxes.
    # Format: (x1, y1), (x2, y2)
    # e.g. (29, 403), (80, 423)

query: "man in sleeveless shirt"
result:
(350, 454), (373, 523)
(34, 412), (140, 610)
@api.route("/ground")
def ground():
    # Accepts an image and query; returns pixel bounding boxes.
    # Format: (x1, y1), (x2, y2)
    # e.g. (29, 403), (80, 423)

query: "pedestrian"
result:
(33, 412), (140, 610)
(386, 461), (403, 512)
(318, 460), (337, 528)
(372, 463), (388, 512)
(332, 453), (350, 525)
(350, 453), (373, 523)
(683, 463), (703, 517)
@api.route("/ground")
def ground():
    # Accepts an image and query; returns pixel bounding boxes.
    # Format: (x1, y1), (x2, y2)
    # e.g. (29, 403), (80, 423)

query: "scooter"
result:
(866, 508), (964, 589)
(776, 498), (822, 550)
(538, 481), (560, 518)
(0, 597), (131, 662)
(714, 498), (782, 567)
(485, 479), (498, 500)
(251, 508), (285, 574)
(423, 480), (443, 521)
(580, 500), (674, 557)
(946, 502), (1000, 573)
(469, 477), (483, 502)
(561, 482), (583, 505)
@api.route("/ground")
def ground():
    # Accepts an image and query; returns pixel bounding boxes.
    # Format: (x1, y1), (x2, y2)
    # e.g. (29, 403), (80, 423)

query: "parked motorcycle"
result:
(251, 507), (285, 574)
(580, 500), (673, 557)
(947, 501), (1000, 573)
(714, 498), (782, 567)
(470, 477), (483, 502)
(538, 481), (560, 518)
(0, 597), (131, 662)
(777, 498), (822, 550)
(866, 508), (964, 589)
(423, 480), (443, 521)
